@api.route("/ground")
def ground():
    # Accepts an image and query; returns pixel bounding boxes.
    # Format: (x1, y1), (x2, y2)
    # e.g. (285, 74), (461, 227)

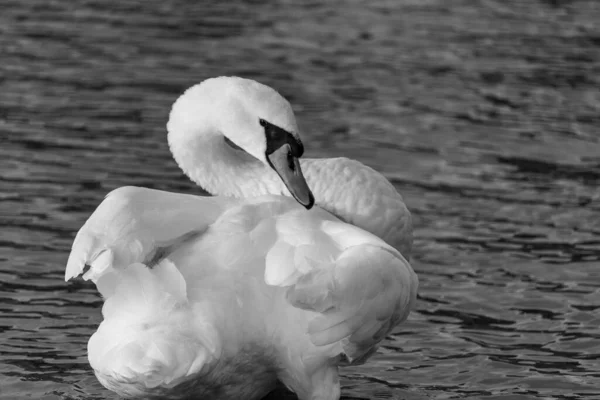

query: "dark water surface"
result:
(2, 0), (600, 399)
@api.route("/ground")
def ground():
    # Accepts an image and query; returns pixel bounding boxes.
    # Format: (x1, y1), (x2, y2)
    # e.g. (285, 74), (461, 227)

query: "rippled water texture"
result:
(2, 0), (600, 399)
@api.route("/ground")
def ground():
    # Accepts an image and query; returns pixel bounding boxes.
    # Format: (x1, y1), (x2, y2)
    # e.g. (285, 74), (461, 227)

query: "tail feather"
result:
(101, 261), (186, 319)
(65, 230), (97, 281)
(89, 261), (220, 388)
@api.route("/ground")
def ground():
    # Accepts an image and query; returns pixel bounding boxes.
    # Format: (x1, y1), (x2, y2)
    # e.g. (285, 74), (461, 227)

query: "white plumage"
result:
(66, 77), (418, 400)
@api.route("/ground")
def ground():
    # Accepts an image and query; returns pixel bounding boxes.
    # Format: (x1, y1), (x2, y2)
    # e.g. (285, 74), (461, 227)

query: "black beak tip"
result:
(303, 191), (315, 210)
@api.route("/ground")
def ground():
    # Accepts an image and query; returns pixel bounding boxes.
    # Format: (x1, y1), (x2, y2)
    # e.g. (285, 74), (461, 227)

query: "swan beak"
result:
(267, 144), (315, 209)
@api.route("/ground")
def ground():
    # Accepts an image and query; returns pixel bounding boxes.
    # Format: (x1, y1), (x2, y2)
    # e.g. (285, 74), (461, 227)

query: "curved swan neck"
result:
(167, 79), (295, 199)
(168, 123), (284, 198)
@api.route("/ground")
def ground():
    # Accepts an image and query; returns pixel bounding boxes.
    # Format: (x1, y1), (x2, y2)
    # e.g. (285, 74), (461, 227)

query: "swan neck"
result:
(168, 121), (283, 199)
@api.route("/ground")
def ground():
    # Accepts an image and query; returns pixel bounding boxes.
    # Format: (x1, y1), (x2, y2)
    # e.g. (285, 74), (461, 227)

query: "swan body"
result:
(66, 77), (417, 400)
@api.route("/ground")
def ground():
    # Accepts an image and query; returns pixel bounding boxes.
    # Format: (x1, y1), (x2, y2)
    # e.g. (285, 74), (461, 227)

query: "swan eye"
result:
(259, 118), (267, 127)
(224, 136), (244, 152)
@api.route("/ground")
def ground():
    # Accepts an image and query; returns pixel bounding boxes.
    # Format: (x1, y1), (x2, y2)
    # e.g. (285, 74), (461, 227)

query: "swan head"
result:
(168, 76), (314, 209)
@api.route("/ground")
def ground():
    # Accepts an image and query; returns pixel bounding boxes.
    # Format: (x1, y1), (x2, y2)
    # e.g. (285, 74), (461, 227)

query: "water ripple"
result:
(2, 0), (600, 399)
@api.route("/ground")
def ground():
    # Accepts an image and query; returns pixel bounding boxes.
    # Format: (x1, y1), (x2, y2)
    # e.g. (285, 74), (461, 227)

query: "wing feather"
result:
(65, 186), (234, 282)
(66, 187), (232, 389)
(265, 215), (418, 364)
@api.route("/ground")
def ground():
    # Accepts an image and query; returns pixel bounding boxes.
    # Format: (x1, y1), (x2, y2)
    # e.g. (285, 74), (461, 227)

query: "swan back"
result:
(301, 158), (412, 256)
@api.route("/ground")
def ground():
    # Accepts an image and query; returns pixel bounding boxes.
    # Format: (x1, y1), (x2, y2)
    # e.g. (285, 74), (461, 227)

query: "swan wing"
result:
(65, 186), (235, 283)
(264, 210), (418, 364)
(65, 187), (236, 392)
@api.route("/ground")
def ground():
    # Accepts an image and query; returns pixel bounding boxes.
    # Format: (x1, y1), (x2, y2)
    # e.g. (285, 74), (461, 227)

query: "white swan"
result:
(65, 76), (417, 400)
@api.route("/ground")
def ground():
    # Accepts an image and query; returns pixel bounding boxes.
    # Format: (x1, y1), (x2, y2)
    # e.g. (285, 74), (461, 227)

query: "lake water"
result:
(1, 0), (600, 399)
